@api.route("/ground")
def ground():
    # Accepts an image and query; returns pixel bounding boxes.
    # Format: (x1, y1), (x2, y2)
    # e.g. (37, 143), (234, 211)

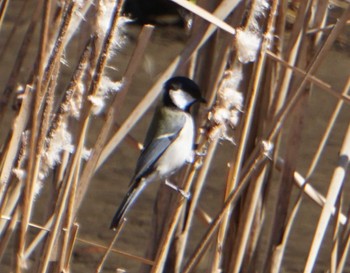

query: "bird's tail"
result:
(110, 179), (146, 230)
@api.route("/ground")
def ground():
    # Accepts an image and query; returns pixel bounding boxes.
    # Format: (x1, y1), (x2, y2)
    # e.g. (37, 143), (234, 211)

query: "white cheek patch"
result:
(169, 89), (196, 110)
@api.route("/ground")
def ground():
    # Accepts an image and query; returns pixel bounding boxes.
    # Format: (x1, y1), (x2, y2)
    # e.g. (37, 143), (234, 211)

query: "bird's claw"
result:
(165, 180), (191, 200)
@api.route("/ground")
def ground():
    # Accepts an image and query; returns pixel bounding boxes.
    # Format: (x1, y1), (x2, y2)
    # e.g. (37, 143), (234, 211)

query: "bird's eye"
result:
(171, 83), (181, 90)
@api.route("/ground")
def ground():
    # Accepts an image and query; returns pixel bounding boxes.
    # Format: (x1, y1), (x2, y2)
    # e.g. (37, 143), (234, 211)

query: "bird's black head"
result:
(163, 76), (205, 112)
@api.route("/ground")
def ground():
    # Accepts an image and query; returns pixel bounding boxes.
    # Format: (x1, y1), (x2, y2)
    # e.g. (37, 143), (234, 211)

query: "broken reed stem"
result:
(275, 157), (348, 225)
(63, 223), (79, 272)
(0, 85), (33, 206)
(170, 0), (236, 35)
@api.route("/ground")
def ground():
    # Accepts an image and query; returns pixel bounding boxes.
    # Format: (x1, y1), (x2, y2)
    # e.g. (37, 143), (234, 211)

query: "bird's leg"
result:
(193, 143), (207, 157)
(165, 179), (191, 199)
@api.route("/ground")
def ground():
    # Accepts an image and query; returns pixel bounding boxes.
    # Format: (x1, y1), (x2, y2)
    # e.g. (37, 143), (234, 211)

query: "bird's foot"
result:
(165, 180), (191, 199)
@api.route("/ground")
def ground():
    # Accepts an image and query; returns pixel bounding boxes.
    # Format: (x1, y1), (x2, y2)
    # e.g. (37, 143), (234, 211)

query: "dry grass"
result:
(0, 0), (349, 272)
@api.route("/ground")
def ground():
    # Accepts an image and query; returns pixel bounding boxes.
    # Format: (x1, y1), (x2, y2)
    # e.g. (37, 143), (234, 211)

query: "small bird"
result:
(110, 76), (205, 230)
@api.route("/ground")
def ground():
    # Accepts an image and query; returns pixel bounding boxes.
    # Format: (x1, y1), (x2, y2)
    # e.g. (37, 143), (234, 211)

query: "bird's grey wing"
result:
(133, 108), (186, 181)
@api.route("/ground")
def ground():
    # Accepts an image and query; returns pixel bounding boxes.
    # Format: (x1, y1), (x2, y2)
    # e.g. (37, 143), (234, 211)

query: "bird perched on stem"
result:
(110, 76), (205, 230)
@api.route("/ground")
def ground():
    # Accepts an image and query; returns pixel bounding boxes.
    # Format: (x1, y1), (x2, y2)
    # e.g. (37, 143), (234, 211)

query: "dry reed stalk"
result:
(304, 124), (350, 272)
(60, 154), (81, 270)
(311, 0), (329, 46)
(95, 220), (125, 273)
(331, 196), (343, 273)
(266, 0), (286, 116)
(265, 5), (350, 272)
(186, 5), (225, 272)
(220, 2), (279, 272)
(36, 1), (124, 271)
(62, 223), (79, 272)
(263, 5), (349, 153)
(268, 76), (350, 259)
(267, 16), (313, 273)
(170, 0), (235, 35)
(178, 3), (348, 271)
(0, 207), (18, 261)
(337, 213), (350, 272)
(275, 157), (348, 225)
(149, 150), (209, 273)
(73, 23), (154, 217)
(0, 0), (9, 29)
(65, 3), (93, 44)
(51, 36), (92, 132)
(266, 51), (350, 105)
(0, 37), (91, 267)
(40, 2), (75, 95)
(76, 237), (154, 266)
(182, 144), (272, 273)
(0, 0), (29, 61)
(23, 216), (53, 260)
(17, 1), (53, 270)
(305, 76), (350, 179)
(37, 148), (81, 273)
(0, 85), (33, 206)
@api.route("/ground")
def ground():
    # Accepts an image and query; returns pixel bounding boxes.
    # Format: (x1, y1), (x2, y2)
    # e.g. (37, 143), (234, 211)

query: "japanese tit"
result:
(110, 76), (205, 230)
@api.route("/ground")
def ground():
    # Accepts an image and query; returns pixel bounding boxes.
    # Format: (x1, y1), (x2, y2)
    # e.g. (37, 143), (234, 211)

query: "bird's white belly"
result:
(155, 114), (194, 177)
